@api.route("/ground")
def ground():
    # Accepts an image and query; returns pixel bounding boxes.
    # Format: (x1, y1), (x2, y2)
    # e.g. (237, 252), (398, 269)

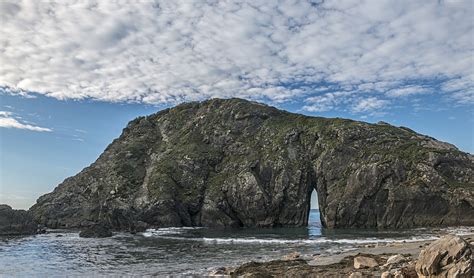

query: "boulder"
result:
(129, 221), (148, 234)
(354, 255), (379, 269)
(398, 263), (418, 278)
(386, 254), (406, 265)
(0, 204), (39, 235)
(282, 252), (301, 260)
(415, 235), (472, 277)
(79, 224), (113, 238)
(209, 267), (232, 276)
(393, 271), (404, 278)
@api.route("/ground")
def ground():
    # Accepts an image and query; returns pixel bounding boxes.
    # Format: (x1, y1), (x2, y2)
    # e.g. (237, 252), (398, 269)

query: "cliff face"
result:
(30, 98), (474, 230)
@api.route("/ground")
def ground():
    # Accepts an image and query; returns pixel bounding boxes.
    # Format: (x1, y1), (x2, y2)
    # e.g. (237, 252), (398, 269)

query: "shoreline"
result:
(212, 233), (474, 277)
(1, 226), (472, 276)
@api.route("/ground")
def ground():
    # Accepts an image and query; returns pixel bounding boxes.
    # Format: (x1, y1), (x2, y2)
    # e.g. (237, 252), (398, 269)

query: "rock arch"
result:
(30, 98), (474, 230)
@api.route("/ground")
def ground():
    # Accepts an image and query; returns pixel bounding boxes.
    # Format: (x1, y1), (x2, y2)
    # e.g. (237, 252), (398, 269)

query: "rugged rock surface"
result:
(385, 254), (407, 266)
(416, 235), (473, 277)
(282, 251), (301, 260)
(354, 255), (379, 269)
(222, 254), (388, 277)
(30, 98), (474, 230)
(0, 204), (39, 235)
(79, 224), (113, 238)
(222, 234), (471, 277)
(228, 258), (356, 278)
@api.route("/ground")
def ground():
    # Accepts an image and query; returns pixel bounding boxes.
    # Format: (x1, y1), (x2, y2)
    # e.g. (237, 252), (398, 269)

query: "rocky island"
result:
(28, 98), (473, 232)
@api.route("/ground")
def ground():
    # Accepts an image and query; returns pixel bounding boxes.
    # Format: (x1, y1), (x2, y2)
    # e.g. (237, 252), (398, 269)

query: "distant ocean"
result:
(1, 209), (472, 276)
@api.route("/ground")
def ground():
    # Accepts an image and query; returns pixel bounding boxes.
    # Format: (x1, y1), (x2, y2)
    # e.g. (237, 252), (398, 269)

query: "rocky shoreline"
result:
(212, 234), (473, 277)
(1, 204), (472, 276)
(0, 204), (113, 238)
(0, 205), (43, 236)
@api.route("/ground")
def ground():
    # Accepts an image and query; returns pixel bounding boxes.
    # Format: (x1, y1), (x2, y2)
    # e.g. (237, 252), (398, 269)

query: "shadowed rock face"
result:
(29, 98), (474, 230)
(79, 224), (113, 238)
(0, 205), (39, 235)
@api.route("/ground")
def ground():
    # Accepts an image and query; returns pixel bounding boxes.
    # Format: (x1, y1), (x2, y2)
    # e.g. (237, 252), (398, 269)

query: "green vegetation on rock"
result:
(30, 98), (474, 230)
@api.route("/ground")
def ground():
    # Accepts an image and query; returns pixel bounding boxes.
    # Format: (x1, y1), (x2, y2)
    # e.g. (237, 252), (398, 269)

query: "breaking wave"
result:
(140, 226), (474, 245)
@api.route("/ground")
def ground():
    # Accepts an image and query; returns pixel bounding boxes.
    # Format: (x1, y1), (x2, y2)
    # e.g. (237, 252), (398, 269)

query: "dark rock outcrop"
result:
(0, 204), (39, 235)
(29, 98), (474, 230)
(79, 224), (113, 238)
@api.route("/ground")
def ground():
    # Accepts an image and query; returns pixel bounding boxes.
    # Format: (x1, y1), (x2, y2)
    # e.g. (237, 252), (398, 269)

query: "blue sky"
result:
(0, 0), (473, 209)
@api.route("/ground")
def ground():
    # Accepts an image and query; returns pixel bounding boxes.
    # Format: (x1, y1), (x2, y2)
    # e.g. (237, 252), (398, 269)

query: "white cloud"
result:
(302, 90), (390, 115)
(0, 0), (472, 109)
(74, 129), (87, 134)
(0, 111), (52, 132)
(303, 91), (355, 112)
(386, 85), (431, 98)
(352, 97), (389, 113)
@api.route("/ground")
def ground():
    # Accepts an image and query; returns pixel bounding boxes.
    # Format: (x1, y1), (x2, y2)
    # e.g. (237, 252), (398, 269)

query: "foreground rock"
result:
(416, 235), (472, 277)
(222, 253), (414, 277)
(222, 234), (472, 277)
(30, 98), (474, 230)
(0, 204), (39, 236)
(79, 224), (113, 238)
(282, 251), (301, 260)
(222, 254), (387, 277)
(354, 255), (379, 269)
(386, 254), (406, 266)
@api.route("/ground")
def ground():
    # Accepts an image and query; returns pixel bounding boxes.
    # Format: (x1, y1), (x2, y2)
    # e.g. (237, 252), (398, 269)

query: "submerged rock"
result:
(415, 235), (473, 277)
(79, 225), (113, 238)
(29, 98), (474, 230)
(0, 204), (39, 235)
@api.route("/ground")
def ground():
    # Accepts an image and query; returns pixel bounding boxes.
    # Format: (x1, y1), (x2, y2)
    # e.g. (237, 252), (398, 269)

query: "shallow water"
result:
(1, 210), (472, 276)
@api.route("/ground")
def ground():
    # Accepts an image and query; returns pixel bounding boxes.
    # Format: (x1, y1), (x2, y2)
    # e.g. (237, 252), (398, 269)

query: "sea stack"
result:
(29, 98), (474, 231)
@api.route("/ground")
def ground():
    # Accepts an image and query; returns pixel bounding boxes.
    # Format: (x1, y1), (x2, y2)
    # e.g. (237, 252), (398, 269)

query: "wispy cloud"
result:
(386, 85), (431, 98)
(0, 111), (52, 132)
(352, 97), (389, 113)
(0, 0), (472, 113)
(303, 91), (355, 112)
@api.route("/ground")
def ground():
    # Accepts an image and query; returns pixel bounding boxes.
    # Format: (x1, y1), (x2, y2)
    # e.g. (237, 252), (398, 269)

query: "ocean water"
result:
(1, 209), (472, 276)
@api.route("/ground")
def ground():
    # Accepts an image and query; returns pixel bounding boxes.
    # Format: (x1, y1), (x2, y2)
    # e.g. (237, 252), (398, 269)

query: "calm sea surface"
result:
(1, 210), (472, 276)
